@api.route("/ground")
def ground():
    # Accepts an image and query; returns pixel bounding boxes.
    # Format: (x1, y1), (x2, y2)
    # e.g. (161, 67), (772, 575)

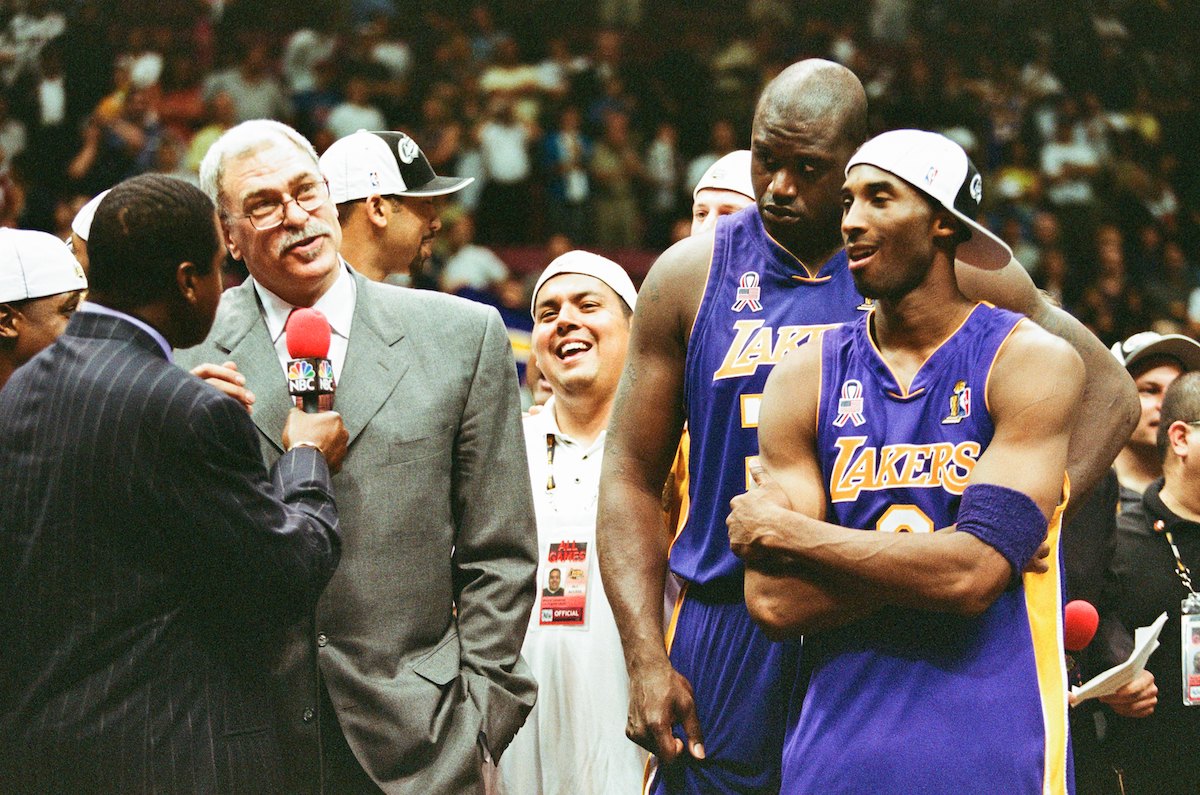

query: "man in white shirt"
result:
(499, 251), (646, 795)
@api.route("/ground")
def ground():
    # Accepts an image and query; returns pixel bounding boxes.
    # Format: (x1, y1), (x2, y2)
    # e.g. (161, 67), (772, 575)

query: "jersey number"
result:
(876, 504), (935, 533)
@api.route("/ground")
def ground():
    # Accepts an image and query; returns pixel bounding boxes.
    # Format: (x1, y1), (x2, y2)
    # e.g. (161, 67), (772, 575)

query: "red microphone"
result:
(1064, 599), (1099, 652)
(285, 308), (336, 413)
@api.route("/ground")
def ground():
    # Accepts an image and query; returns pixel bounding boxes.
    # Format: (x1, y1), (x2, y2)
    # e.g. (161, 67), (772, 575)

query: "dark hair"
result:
(1158, 371), (1200, 460)
(88, 175), (218, 306)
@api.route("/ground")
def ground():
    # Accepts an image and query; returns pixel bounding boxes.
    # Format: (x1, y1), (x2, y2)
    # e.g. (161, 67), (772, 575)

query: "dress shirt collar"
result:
(78, 301), (173, 362)
(252, 259), (356, 345)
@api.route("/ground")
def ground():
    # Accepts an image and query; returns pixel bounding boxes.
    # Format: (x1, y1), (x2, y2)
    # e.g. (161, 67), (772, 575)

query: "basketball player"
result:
(597, 59), (1135, 794)
(730, 129), (1079, 792)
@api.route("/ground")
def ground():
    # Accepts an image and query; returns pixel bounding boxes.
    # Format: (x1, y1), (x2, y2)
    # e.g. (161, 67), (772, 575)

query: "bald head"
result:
(750, 60), (868, 264)
(754, 60), (868, 149)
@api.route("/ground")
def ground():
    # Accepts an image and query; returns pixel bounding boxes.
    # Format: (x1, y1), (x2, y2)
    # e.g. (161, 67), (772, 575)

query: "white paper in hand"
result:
(1071, 612), (1168, 702)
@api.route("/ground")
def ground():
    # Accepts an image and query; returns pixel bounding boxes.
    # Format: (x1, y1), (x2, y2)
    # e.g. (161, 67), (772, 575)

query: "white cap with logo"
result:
(531, 251), (638, 318)
(846, 129), (1012, 270)
(693, 149), (754, 201)
(320, 129), (474, 204)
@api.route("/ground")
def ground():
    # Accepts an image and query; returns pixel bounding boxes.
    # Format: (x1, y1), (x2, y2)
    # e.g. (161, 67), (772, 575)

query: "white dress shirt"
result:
(252, 261), (356, 383)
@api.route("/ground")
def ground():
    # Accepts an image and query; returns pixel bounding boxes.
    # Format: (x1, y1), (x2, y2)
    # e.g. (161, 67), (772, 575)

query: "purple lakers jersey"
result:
(782, 303), (1071, 793)
(675, 205), (864, 585)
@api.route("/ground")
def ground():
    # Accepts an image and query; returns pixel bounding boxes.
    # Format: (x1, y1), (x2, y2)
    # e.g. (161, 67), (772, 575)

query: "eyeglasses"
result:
(237, 179), (330, 230)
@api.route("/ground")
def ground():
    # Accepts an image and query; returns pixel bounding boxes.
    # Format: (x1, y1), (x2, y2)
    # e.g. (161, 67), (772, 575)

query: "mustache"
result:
(274, 221), (335, 256)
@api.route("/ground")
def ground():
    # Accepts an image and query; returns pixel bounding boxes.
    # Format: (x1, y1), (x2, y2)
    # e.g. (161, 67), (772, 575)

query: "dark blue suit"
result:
(0, 310), (341, 794)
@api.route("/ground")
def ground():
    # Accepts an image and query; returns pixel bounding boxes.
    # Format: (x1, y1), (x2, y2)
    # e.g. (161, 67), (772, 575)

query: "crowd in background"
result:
(0, 0), (1197, 346)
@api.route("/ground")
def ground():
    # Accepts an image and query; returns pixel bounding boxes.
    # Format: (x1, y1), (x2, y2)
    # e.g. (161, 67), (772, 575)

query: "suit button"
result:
(302, 707), (315, 723)
(317, 633), (328, 647)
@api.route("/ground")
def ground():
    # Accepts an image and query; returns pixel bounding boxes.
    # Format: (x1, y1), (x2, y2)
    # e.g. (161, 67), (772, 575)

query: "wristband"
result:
(956, 483), (1047, 574)
(287, 440), (324, 454)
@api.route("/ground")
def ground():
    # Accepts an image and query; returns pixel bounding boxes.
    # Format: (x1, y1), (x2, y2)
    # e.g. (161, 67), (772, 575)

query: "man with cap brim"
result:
(728, 128), (1087, 791)
(499, 250), (646, 795)
(0, 228), (87, 390)
(320, 129), (473, 284)
(1111, 330), (1200, 508)
(690, 149), (754, 236)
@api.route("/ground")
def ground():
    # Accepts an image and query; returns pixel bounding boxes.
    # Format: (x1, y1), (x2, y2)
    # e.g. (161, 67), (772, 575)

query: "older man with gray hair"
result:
(178, 119), (538, 794)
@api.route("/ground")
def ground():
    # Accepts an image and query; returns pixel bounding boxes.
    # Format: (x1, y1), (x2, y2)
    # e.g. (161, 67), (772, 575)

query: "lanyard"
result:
(545, 433), (557, 492)
(1155, 519), (1199, 596)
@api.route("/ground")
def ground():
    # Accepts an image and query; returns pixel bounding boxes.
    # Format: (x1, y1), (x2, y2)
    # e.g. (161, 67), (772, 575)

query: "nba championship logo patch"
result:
(833, 379), (866, 427)
(942, 380), (971, 424)
(731, 272), (763, 312)
(856, 297), (875, 312)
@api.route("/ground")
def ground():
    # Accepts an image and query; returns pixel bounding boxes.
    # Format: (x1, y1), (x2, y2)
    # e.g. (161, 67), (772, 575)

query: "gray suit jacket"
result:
(177, 271), (538, 794)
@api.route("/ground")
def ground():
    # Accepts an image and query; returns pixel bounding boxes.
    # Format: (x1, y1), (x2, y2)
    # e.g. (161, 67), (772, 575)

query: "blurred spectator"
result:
(685, 119), (738, 199)
(441, 211), (510, 294)
(281, 28), (336, 96)
(158, 52), (205, 139)
(476, 98), (535, 245)
(325, 74), (386, 141)
(67, 86), (163, 195)
(1145, 240), (1196, 331)
(185, 91), (237, 175)
(0, 93), (27, 174)
(590, 109), (642, 248)
(542, 105), (592, 244)
(643, 121), (681, 248)
(203, 42), (291, 123)
(292, 59), (340, 142)
(478, 37), (541, 125)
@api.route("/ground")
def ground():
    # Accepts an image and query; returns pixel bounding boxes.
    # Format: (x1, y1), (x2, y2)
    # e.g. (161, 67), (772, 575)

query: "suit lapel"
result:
(213, 282), (293, 453)
(338, 273), (409, 448)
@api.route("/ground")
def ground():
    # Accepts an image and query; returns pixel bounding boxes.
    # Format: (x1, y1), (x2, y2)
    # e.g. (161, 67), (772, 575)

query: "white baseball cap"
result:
(70, 189), (111, 242)
(320, 130), (474, 204)
(693, 149), (754, 201)
(0, 228), (88, 303)
(531, 251), (638, 318)
(1111, 331), (1200, 374)
(846, 129), (1012, 270)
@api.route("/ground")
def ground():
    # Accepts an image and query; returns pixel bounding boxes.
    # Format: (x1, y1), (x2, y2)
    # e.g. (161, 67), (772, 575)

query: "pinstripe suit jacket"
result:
(0, 310), (341, 794)
(176, 272), (538, 794)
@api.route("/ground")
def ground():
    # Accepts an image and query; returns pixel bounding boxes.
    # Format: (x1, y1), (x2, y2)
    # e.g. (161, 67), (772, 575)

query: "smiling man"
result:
(0, 228), (87, 391)
(730, 129), (1081, 793)
(499, 251), (646, 795)
(178, 120), (537, 794)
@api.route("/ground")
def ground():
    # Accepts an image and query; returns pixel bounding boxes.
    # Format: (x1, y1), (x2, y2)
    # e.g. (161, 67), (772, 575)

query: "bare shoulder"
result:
(635, 232), (715, 338)
(990, 319), (1084, 413)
